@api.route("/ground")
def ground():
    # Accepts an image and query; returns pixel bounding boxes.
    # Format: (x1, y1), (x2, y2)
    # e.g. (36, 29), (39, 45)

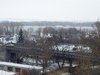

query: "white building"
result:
(0, 34), (18, 44)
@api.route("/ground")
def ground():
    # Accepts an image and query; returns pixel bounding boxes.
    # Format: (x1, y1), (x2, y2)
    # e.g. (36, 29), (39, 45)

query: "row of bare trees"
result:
(76, 21), (100, 75)
(15, 22), (100, 75)
(24, 28), (91, 75)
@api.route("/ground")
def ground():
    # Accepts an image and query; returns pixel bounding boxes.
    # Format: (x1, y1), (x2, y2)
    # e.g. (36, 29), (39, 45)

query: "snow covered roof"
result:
(0, 70), (16, 75)
(53, 44), (92, 53)
(0, 61), (42, 70)
(0, 34), (18, 44)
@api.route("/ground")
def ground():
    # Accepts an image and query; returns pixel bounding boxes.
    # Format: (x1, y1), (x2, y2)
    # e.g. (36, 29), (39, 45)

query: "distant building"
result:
(0, 34), (18, 44)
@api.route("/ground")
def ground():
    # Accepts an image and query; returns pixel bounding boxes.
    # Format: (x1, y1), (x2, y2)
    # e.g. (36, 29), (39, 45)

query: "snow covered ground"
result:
(0, 70), (16, 75)
(61, 73), (71, 75)
(41, 63), (77, 73)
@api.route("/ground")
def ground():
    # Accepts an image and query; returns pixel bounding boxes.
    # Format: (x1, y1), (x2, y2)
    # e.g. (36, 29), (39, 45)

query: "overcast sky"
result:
(0, 0), (100, 22)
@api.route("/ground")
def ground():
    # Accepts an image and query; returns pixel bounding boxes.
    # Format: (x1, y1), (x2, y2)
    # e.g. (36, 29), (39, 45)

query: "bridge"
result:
(5, 45), (100, 63)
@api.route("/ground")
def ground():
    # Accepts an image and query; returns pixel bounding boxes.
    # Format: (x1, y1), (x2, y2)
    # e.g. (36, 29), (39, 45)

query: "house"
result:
(0, 61), (42, 75)
(0, 34), (18, 44)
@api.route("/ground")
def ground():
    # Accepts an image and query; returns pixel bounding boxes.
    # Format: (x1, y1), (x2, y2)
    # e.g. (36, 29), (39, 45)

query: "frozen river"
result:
(23, 25), (95, 31)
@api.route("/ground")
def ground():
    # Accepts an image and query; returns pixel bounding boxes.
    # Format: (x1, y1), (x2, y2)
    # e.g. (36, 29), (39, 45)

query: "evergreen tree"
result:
(17, 29), (24, 43)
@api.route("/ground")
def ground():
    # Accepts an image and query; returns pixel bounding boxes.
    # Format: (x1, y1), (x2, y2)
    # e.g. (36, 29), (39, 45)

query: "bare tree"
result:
(78, 22), (100, 75)
(35, 37), (53, 75)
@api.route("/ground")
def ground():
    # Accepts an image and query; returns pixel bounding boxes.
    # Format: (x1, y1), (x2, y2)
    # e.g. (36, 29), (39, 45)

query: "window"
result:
(8, 67), (13, 71)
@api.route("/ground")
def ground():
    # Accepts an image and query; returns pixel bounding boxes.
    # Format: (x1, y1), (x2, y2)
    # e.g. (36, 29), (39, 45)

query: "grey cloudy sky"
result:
(0, 0), (100, 22)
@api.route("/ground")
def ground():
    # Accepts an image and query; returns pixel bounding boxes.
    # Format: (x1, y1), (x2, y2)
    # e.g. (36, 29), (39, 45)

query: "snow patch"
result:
(0, 70), (16, 75)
